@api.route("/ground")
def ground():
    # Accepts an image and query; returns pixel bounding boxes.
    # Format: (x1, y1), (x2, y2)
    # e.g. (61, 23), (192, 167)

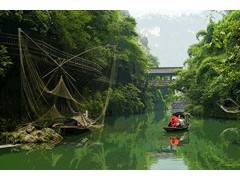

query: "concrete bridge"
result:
(148, 67), (183, 87)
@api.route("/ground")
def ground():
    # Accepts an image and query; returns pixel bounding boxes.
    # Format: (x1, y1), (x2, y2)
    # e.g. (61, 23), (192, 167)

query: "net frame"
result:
(18, 28), (116, 128)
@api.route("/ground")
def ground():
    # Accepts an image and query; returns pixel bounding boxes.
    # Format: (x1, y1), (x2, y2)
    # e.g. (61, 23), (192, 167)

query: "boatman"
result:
(178, 114), (186, 127)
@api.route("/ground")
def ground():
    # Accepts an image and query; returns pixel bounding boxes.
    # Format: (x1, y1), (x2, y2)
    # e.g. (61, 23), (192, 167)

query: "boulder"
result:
(42, 128), (63, 144)
(4, 125), (63, 145)
(4, 130), (27, 144)
(31, 130), (44, 137)
(17, 130), (28, 143)
(31, 130), (47, 142)
(42, 128), (56, 135)
(17, 124), (36, 134)
(23, 134), (37, 143)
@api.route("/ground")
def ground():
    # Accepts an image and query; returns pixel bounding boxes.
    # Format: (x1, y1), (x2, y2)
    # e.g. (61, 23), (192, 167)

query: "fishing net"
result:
(17, 29), (116, 127)
(36, 104), (65, 125)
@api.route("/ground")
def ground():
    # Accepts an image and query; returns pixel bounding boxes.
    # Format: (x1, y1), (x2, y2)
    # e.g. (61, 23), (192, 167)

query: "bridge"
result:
(148, 67), (183, 86)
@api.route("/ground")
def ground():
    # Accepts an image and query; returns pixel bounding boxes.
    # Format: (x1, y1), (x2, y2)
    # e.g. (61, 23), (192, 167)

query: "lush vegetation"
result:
(172, 11), (240, 118)
(0, 11), (159, 131)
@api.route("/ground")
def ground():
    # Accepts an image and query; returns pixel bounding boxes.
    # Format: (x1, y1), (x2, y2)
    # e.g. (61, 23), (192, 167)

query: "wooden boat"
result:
(163, 112), (190, 132)
(52, 118), (103, 135)
(163, 125), (189, 132)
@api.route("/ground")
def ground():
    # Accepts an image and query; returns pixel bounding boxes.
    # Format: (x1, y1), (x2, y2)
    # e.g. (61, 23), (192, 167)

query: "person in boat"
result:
(178, 114), (186, 127)
(168, 114), (180, 128)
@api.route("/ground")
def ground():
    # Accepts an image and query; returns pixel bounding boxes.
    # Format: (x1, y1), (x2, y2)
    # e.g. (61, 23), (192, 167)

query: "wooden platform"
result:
(58, 124), (104, 135)
(59, 124), (103, 130)
(0, 144), (20, 149)
(59, 125), (87, 130)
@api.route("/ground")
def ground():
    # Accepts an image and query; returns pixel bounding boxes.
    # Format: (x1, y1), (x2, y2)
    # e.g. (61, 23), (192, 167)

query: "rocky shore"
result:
(2, 124), (63, 145)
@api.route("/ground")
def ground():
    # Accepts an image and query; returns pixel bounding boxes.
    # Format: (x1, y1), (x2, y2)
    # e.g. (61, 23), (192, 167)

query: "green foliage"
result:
(108, 83), (145, 115)
(172, 11), (240, 118)
(0, 45), (12, 78)
(185, 104), (204, 117)
(148, 54), (159, 67)
(82, 90), (107, 118)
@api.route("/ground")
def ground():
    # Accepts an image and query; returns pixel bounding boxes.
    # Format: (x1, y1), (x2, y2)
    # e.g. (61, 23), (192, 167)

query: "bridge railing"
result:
(148, 79), (172, 87)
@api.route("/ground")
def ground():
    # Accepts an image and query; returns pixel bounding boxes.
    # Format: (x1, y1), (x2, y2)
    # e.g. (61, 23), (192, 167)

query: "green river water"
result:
(0, 111), (240, 170)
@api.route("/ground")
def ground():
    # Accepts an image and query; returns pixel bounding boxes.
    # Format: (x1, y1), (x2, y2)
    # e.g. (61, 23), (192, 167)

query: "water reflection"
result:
(157, 132), (189, 152)
(0, 112), (239, 170)
(0, 113), (163, 169)
(148, 131), (190, 170)
(168, 132), (189, 151)
(179, 119), (240, 170)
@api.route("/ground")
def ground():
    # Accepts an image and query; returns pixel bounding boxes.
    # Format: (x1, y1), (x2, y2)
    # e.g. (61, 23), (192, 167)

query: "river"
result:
(0, 111), (239, 170)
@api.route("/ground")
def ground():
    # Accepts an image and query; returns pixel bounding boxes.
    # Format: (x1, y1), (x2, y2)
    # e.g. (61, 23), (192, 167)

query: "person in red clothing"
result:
(168, 115), (180, 127)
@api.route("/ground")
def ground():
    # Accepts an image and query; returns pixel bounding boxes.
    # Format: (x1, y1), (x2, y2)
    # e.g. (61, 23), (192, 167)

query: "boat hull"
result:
(60, 126), (90, 135)
(163, 126), (189, 132)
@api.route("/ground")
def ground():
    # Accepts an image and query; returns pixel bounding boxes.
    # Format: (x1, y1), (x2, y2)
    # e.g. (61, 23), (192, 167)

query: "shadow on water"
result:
(0, 112), (239, 170)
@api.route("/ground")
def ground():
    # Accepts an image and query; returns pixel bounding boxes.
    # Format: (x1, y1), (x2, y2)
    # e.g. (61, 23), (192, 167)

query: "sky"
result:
(129, 10), (223, 67)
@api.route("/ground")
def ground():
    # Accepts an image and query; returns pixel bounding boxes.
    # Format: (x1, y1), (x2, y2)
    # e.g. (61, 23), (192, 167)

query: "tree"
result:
(172, 11), (240, 118)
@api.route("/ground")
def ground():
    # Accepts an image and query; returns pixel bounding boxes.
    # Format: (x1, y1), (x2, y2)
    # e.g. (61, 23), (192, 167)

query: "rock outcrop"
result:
(3, 124), (63, 145)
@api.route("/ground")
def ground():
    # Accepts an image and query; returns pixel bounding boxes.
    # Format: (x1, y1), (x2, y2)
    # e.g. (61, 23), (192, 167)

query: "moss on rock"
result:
(3, 124), (63, 145)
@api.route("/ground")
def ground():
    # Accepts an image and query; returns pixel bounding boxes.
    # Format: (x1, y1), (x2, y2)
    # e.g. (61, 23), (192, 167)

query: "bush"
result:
(108, 83), (145, 115)
(185, 104), (204, 116)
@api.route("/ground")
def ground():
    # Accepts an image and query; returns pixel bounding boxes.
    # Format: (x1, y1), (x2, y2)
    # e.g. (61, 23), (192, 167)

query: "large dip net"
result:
(17, 28), (116, 128)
